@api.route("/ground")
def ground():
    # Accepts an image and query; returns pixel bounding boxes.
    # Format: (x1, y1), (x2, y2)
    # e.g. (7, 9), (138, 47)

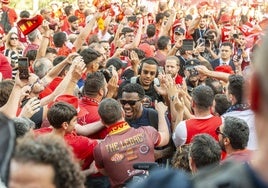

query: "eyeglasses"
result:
(120, 99), (141, 106)
(142, 70), (156, 76)
(10, 37), (18, 40)
(215, 127), (228, 137)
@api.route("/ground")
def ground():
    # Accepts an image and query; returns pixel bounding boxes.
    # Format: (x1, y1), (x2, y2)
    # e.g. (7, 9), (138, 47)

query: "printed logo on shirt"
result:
(139, 144), (150, 154)
(105, 133), (144, 153)
(111, 153), (124, 163)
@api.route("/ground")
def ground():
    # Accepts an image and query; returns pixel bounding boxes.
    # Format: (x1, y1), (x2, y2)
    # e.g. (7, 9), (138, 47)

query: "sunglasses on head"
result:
(120, 99), (141, 106)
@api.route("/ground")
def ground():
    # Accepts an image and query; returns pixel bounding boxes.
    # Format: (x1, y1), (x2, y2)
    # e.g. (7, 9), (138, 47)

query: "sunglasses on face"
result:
(120, 99), (141, 106)
(10, 37), (18, 40)
(142, 70), (156, 76)
(215, 127), (228, 137)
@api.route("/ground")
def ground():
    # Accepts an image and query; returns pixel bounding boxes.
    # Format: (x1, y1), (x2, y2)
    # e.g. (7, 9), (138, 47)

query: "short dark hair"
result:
(192, 85), (214, 110)
(98, 98), (122, 125)
(228, 74), (245, 104)
(223, 116), (249, 150)
(190, 134), (221, 169)
(52, 56), (70, 77)
(47, 102), (77, 129)
(53, 32), (67, 48)
(205, 78), (223, 95)
(68, 15), (78, 23)
(19, 10), (30, 18)
(214, 94), (231, 115)
(155, 13), (164, 23)
(12, 134), (85, 188)
(79, 47), (101, 66)
(132, 48), (146, 60)
(106, 57), (122, 71)
(25, 50), (37, 62)
(64, 5), (73, 16)
(146, 24), (156, 38)
(53, 56), (66, 66)
(121, 83), (145, 99)
(221, 41), (233, 50)
(121, 27), (134, 35)
(140, 57), (159, 71)
(83, 72), (105, 97)
(46, 47), (57, 55)
(157, 36), (170, 50)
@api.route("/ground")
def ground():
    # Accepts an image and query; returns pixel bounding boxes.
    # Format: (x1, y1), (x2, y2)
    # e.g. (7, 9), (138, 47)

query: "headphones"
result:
(138, 57), (159, 77)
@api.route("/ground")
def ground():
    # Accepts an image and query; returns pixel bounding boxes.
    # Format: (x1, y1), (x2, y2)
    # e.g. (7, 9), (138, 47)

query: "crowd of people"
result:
(0, 0), (268, 187)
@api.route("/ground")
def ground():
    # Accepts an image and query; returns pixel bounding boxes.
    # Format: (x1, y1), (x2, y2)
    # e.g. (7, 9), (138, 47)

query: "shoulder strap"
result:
(147, 108), (158, 130)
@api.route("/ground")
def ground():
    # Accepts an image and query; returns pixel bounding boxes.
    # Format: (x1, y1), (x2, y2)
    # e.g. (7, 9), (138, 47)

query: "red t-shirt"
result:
(0, 53), (12, 79)
(35, 127), (98, 169)
(78, 96), (108, 139)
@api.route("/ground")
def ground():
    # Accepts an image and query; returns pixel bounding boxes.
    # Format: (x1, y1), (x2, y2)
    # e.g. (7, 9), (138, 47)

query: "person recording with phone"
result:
(233, 32), (251, 71)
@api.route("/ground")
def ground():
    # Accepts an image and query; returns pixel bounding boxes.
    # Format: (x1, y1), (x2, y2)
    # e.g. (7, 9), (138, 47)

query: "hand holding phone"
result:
(18, 57), (29, 80)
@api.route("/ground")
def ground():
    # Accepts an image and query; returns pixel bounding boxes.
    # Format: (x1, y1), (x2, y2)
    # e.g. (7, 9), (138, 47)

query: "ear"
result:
(224, 137), (230, 146)
(189, 156), (197, 173)
(62, 122), (68, 130)
(250, 73), (261, 113)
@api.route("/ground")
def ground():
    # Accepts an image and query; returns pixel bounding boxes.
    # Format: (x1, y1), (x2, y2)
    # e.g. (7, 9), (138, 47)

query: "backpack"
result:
(0, 112), (16, 186)
(0, 8), (12, 34)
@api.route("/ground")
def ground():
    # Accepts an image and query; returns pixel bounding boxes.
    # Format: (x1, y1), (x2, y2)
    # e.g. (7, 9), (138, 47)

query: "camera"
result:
(186, 66), (199, 77)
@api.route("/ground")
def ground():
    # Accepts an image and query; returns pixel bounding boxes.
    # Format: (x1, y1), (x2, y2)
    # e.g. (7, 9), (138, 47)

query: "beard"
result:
(219, 139), (226, 152)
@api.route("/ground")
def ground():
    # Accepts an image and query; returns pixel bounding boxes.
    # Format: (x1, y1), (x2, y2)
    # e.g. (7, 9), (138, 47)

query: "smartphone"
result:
(18, 57), (29, 80)
(158, 66), (165, 74)
(182, 39), (194, 51)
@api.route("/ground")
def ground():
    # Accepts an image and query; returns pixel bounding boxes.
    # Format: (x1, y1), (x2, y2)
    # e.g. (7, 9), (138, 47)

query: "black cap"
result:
(185, 59), (200, 68)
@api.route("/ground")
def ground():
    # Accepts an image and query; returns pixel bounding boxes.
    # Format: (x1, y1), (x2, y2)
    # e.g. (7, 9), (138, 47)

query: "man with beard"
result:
(188, 16), (209, 44)
(78, 71), (108, 139)
(120, 83), (173, 162)
(223, 74), (257, 150)
(165, 56), (184, 85)
(120, 83), (160, 130)
(216, 116), (252, 162)
(93, 98), (169, 187)
(119, 57), (163, 108)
